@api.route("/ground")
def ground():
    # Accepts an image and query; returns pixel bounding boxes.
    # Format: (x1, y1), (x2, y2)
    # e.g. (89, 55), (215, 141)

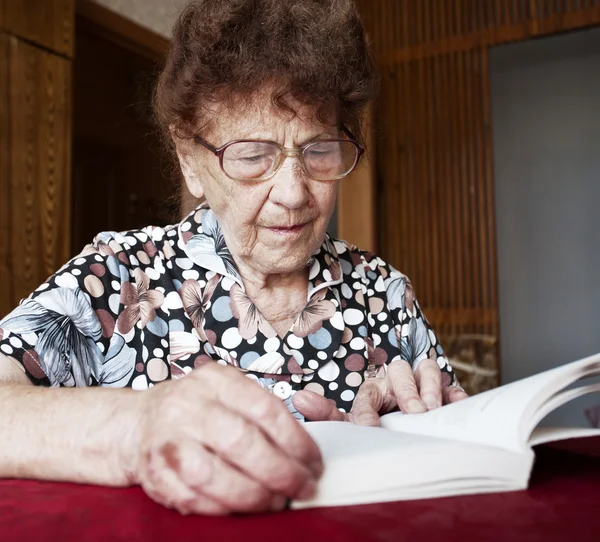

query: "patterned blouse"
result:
(0, 206), (455, 420)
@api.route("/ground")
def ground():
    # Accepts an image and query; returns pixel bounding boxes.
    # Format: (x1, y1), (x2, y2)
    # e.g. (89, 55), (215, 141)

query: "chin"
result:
(261, 251), (312, 275)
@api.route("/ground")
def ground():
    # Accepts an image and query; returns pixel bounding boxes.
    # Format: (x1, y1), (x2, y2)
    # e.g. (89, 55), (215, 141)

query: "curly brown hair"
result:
(153, 0), (378, 145)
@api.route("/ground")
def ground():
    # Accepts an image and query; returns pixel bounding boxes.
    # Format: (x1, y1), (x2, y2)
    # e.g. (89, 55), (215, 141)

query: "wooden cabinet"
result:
(0, 2), (73, 318)
(0, 0), (74, 57)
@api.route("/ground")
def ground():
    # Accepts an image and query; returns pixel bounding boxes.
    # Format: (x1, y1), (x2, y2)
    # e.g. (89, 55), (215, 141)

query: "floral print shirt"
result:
(0, 206), (455, 420)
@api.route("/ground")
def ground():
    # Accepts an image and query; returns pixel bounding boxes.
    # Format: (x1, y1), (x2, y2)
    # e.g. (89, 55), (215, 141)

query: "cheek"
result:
(201, 163), (260, 216)
(234, 184), (271, 223)
(312, 182), (339, 220)
(213, 182), (271, 238)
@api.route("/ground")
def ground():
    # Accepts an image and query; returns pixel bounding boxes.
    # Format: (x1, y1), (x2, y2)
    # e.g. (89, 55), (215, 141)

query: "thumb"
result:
(348, 379), (385, 426)
(292, 390), (348, 422)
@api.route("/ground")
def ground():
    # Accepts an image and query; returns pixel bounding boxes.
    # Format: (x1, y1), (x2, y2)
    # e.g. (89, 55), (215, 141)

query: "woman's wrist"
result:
(97, 388), (147, 487)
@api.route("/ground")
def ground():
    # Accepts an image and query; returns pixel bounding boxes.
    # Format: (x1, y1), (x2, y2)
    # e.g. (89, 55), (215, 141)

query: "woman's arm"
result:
(294, 264), (468, 425)
(0, 353), (139, 485)
(0, 355), (322, 514)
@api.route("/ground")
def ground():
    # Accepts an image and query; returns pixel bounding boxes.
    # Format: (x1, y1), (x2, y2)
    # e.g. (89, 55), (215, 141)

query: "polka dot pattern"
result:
(0, 205), (455, 408)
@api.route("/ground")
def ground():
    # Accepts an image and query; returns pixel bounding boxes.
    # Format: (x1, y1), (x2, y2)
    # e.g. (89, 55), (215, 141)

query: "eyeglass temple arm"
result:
(193, 135), (219, 154)
(341, 126), (365, 159)
(341, 125), (356, 140)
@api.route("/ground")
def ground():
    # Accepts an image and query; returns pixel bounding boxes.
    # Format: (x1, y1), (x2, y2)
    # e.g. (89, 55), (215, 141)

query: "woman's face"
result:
(176, 94), (340, 277)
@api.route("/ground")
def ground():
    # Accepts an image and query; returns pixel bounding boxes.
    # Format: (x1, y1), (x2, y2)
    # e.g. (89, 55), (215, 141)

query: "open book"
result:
(292, 352), (600, 509)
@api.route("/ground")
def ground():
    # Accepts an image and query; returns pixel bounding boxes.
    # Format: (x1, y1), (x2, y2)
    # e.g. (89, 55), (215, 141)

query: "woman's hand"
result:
(292, 358), (468, 426)
(127, 363), (322, 515)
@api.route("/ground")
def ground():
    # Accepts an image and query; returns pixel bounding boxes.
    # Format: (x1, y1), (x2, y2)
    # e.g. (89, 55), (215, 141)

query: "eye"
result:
(238, 154), (270, 163)
(307, 142), (337, 154)
(226, 142), (278, 159)
(306, 148), (333, 157)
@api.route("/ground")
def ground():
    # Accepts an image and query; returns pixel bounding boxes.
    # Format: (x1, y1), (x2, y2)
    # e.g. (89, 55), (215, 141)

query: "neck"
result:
(234, 259), (310, 338)
(235, 259), (309, 297)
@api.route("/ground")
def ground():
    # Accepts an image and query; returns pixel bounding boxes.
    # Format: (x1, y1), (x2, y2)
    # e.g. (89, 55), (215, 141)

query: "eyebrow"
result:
(231, 130), (339, 146)
(304, 131), (339, 143)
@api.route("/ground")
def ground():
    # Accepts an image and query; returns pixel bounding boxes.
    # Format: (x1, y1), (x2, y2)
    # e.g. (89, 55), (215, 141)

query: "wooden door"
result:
(71, 19), (172, 250)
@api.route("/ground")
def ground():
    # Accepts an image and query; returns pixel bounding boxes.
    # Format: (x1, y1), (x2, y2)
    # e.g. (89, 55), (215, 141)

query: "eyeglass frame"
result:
(193, 126), (365, 182)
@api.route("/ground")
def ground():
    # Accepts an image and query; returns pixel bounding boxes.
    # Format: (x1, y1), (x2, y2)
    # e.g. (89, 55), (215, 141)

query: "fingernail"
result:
(270, 494), (288, 511)
(422, 394), (440, 410)
(296, 478), (317, 500)
(406, 399), (427, 413)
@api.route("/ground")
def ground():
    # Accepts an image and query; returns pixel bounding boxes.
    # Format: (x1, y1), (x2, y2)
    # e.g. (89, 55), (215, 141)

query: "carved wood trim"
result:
(5, 38), (72, 311)
(0, 32), (12, 317)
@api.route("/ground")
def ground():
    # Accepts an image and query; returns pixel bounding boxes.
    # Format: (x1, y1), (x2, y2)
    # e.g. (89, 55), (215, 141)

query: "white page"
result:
(380, 353), (600, 453)
(528, 382), (600, 430)
(295, 421), (531, 509)
(529, 426), (600, 446)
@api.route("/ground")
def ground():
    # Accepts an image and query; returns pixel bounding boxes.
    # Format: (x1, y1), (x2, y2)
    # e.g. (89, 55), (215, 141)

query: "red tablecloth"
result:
(1, 438), (599, 542)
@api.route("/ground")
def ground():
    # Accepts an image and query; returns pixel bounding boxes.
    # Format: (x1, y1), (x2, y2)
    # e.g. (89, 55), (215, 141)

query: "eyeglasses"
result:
(193, 127), (364, 182)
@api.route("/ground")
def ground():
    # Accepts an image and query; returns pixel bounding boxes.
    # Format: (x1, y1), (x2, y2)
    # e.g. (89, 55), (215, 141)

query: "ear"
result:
(170, 125), (204, 199)
(176, 149), (205, 199)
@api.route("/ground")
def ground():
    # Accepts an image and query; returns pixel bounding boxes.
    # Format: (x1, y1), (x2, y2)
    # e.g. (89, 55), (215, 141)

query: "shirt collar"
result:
(179, 205), (343, 298)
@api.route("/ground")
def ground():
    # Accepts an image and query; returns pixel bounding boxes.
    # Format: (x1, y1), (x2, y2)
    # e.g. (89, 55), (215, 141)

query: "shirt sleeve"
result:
(385, 269), (456, 387)
(0, 234), (139, 387)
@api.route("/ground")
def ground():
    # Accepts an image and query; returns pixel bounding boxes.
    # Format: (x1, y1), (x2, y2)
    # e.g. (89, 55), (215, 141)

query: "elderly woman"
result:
(0, 0), (466, 515)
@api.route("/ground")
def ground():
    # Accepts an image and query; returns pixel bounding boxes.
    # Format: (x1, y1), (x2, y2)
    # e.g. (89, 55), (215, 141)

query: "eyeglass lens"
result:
(221, 140), (358, 180)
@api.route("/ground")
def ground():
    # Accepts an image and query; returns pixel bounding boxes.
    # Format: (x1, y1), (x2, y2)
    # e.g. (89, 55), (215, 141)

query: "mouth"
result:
(266, 222), (309, 235)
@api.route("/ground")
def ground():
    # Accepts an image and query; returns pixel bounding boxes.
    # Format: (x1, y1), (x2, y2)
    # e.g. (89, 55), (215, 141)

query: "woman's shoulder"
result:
(329, 237), (409, 286)
(88, 223), (179, 260)
(65, 223), (181, 282)
(328, 236), (419, 317)
(17, 222), (183, 320)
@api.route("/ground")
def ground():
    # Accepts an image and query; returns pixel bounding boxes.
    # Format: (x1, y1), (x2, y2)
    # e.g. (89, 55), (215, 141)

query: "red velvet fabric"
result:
(1, 439), (599, 542)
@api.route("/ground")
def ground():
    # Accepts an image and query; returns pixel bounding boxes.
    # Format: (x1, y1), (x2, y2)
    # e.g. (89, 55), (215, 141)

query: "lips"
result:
(265, 221), (309, 235)
(271, 224), (305, 231)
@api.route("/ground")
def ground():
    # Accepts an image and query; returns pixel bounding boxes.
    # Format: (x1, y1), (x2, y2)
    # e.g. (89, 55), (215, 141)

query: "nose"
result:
(268, 157), (311, 210)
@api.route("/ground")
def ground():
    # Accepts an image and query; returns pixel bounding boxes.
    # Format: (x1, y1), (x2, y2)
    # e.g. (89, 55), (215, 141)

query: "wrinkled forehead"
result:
(200, 89), (338, 144)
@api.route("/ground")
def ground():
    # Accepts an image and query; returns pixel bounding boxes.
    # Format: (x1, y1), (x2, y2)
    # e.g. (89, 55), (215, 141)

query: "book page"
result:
(295, 421), (531, 509)
(528, 382), (600, 429)
(380, 352), (600, 453)
(529, 426), (600, 447)
(525, 381), (600, 445)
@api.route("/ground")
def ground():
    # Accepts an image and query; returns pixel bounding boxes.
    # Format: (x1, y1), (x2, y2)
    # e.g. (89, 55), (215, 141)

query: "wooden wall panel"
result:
(355, 0), (600, 387)
(375, 48), (498, 340)
(0, 0), (74, 57)
(1, 37), (72, 312)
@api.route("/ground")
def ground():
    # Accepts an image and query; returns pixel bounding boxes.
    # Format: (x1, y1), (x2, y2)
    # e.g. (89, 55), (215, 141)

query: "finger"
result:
(140, 445), (229, 516)
(442, 385), (469, 404)
(200, 364), (323, 476)
(292, 390), (349, 422)
(387, 360), (427, 414)
(414, 359), (443, 410)
(348, 379), (386, 426)
(195, 399), (317, 500)
(170, 439), (288, 513)
(177, 493), (232, 516)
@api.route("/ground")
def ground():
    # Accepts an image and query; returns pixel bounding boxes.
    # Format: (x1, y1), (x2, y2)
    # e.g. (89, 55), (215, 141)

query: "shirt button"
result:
(272, 381), (292, 400)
